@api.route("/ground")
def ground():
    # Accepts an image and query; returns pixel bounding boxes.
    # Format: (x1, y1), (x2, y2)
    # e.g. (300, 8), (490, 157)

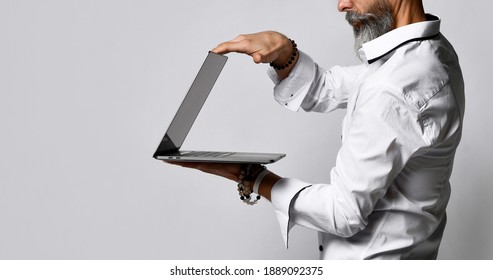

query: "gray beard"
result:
(345, 0), (394, 60)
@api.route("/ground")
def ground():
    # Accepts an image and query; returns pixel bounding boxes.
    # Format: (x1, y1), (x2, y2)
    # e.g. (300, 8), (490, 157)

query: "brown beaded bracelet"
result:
(270, 39), (298, 71)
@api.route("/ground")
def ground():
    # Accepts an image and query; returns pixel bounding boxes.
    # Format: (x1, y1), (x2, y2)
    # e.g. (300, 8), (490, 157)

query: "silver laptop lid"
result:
(154, 52), (227, 156)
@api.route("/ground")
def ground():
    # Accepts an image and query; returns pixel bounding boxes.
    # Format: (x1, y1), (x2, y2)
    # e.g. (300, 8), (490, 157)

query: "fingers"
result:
(211, 41), (240, 55)
(212, 41), (273, 64)
(164, 161), (243, 182)
(211, 31), (288, 65)
(164, 160), (202, 169)
(212, 35), (251, 55)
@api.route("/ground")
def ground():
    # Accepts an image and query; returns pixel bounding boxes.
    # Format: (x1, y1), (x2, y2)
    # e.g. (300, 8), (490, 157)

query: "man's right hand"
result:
(212, 31), (298, 80)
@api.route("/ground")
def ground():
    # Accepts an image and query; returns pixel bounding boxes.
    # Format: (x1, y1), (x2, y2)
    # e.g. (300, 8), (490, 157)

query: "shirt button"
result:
(319, 245), (323, 252)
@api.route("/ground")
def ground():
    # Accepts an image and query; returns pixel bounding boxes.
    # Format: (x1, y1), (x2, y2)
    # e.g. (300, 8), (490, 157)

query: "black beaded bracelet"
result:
(270, 39), (298, 71)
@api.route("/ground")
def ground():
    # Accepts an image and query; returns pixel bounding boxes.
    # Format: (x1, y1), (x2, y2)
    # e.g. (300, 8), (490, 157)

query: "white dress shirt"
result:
(267, 15), (465, 259)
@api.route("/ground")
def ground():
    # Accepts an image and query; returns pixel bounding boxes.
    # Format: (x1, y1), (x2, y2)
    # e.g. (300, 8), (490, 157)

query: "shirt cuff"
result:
(270, 178), (312, 248)
(267, 51), (317, 111)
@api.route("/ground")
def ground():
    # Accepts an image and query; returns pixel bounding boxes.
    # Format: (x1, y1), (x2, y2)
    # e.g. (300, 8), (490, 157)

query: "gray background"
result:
(1, 0), (491, 259)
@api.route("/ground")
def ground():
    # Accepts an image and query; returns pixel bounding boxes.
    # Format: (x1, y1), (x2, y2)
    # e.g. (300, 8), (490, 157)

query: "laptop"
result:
(153, 51), (286, 164)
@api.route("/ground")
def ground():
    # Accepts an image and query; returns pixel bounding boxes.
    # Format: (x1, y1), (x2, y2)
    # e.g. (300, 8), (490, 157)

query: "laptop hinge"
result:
(153, 134), (179, 158)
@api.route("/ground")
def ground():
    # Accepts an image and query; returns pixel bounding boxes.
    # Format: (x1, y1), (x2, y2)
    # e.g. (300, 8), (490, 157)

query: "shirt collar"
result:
(359, 14), (441, 63)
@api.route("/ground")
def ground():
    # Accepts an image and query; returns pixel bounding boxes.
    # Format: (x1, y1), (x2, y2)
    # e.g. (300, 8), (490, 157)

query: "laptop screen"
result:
(163, 52), (228, 150)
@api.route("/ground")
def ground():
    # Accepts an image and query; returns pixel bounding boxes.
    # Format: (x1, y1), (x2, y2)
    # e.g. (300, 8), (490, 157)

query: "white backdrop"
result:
(1, 0), (491, 259)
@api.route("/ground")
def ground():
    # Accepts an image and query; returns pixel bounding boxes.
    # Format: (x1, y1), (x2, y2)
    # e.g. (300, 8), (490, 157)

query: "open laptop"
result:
(153, 51), (286, 164)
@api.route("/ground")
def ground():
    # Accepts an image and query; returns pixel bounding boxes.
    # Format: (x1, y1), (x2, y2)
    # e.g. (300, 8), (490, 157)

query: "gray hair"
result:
(345, 0), (394, 59)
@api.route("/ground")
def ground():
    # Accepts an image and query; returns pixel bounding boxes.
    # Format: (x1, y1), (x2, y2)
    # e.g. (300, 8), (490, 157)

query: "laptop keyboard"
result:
(181, 151), (236, 158)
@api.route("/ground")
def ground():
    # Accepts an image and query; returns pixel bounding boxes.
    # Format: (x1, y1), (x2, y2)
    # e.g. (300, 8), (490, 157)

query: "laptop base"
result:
(155, 150), (285, 164)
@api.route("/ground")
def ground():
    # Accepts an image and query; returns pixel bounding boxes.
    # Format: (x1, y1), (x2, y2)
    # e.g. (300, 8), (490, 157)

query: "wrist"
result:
(258, 172), (281, 202)
(270, 38), (298, 71)
(237, 165), (265, 205)
(253, 169), (270, 194)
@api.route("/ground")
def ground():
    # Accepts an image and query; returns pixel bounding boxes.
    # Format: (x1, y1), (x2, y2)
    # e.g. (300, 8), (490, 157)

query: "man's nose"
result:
(338, 0), (353, 12)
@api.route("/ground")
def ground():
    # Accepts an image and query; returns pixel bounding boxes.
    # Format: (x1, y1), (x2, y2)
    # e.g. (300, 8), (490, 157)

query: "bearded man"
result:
(168, 0), (465, 259)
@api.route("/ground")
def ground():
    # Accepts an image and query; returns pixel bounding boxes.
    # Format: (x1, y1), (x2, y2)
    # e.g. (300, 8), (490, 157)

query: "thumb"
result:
(252, 53), (263, 64)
